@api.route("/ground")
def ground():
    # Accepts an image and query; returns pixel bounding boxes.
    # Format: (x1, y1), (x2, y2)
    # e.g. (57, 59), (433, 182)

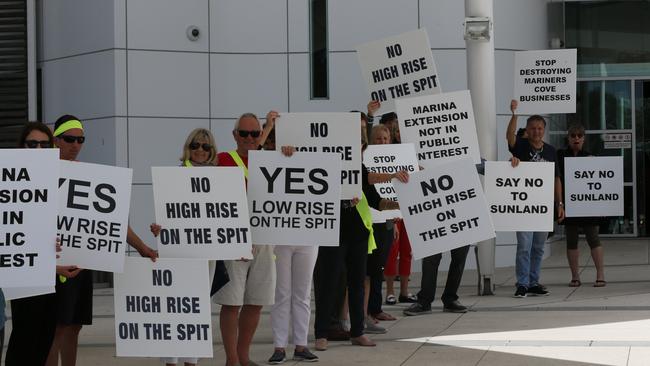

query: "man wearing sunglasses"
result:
(213, 111), (277, 366)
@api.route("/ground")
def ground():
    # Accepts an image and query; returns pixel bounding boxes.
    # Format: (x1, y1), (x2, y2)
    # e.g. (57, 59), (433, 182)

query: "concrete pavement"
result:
(3, 238), (650, 365)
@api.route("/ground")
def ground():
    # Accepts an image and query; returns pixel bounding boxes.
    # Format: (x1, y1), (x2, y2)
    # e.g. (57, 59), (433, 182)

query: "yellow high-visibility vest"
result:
(228, 151), (248, 178)
(355, 192), (377, 254)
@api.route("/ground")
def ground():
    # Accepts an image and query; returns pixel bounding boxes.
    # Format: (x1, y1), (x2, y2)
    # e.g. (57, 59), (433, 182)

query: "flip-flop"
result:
(373, 312), (397, 321)
(569, 279), (581, 287)
(594, 280), (607, 287)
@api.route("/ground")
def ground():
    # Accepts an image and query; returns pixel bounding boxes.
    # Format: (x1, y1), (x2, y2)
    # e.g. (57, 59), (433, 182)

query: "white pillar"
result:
(465, 0), (496, 295)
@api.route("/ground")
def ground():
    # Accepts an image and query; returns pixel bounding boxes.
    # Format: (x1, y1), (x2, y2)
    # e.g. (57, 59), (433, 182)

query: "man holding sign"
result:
(214, 112), (277, 366)
(507, 102), (564, 298)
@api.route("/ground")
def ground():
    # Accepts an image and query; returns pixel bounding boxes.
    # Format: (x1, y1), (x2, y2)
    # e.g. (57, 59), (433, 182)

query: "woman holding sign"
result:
(556, 125), (605, 287)
(150, 127), (217, 366)
(47, 115), (158, 366)
(4, 122), (81, 366)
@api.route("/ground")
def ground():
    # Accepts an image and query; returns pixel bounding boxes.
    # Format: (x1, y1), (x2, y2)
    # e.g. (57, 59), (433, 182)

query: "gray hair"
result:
(233, 113), (259, 131)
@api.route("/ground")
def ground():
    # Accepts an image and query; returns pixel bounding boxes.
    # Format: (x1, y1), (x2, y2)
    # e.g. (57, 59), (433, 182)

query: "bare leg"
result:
(340, 290), (349, 326)
(45, 325), (64, 366)
(238, 305), (263, 365)
(220, 305), (241, 366)
(591, 246), (605, 281)
(399, 275), (409, 297)
(567, 248), (580, 281)
(58, 324), (82, 366)
(385, 275), (395, 297)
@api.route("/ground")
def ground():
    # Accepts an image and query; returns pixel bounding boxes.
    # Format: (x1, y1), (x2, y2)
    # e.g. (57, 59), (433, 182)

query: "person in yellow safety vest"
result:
(212, 111), (276, 366)
(150, 127), (217, 366)
(313, 110), (405, 352)
(47, 115), (157, 366)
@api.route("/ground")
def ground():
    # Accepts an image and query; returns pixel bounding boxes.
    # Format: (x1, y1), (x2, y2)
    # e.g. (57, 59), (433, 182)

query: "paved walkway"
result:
(3, 238), (650, 365)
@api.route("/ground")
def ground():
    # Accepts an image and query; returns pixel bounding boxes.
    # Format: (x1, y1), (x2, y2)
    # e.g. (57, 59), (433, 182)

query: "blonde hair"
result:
(180, 128), (218, 164)
(370, 124), (391, 145)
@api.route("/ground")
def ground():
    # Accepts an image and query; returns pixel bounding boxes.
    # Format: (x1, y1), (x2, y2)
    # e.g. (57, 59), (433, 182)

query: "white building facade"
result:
(38, 0), (553, 269)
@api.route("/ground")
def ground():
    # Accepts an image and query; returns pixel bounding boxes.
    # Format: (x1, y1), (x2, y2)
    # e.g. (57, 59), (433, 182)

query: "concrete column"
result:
(465, 0), (496, 295)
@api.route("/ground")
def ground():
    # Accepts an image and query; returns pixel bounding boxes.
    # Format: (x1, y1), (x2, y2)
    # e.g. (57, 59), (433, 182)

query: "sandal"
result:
(385, 294), (397, 305)
(569, 279), (581, 287)
(594, 280), (607, 287)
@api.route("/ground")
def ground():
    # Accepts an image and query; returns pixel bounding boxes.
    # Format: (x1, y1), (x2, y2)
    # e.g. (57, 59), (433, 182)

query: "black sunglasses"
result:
(59, 135), (85, 144)
(189, 142), (213, 151)
(237, 130), (261, 138)
(24, 140), (51, 148)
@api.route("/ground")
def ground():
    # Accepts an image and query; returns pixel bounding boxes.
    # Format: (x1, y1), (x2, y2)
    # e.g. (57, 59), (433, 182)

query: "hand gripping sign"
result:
(57, 160), (132, 273)
(0, 149), (58, 288)
(393, 157), (495, 260)
(275, 112), (361, 200)
(114, 257), (212, 358)
(485, 161), (555, 232)
(513, 48), (577, 115)
(152, 166), (253, 260)
(357, 28), (441, 115)
(247, 151), (342, 246)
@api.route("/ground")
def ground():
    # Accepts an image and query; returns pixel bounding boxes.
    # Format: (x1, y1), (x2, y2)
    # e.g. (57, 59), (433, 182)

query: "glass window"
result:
(565, 1), (650, 78)
(550, 80), (631, 131)
(309, 0), (328, 99)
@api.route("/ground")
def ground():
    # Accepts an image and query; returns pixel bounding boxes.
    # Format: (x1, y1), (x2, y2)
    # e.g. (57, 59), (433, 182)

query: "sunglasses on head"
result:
(570, 133), (584, 138)
(24, 140), (51, 148)
(237, 130), (261, 138)
(59, 135), (85, 144)
(189, 142), (213, 151)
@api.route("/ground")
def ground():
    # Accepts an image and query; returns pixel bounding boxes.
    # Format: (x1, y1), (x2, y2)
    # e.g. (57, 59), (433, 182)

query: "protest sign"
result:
(3, 286), (54, 301)
(0, 149), (58, 288)
(276, 112), (361, 199)
(363, 143), (418, 221)
(514, 49), (577, 114)
(356, 28), (441, 115)
(395, 90), (482, 167)
(485, 161), (555, 232)
(56, 161), (132, 273)
(564, 156), (624, 217)
(247, 151), (341, 246)
(152, 167), (253, 260)
(114, 257), (212, 358)
(393, 158), (494, 259)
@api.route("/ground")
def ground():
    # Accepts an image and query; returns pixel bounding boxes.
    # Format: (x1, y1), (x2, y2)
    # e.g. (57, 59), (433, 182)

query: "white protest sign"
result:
(564, 156), (624, 217)
(247, 151), (341, 246)
(276, 112), (361, 199)
(152, 167), (252, 260)
(114, 257), (212, 358)
(514, 49), (577, 114)
(485, 162), (555, 232)
(57, 161), (132, 273)
(395, 90), (482, 167)
(364, 143), (419, 221)
(356, 28), (441, 115)
(0, 149), (58, 288)
(393, 158), (495, 260)
(3, 286), (54, 301)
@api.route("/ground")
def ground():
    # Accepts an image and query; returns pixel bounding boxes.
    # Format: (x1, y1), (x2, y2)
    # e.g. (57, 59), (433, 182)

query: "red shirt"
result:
(217, 151), (248, 168)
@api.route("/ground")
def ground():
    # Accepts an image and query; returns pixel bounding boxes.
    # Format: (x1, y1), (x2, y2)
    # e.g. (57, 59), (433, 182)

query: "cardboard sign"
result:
(114, 257), (212, 358)
(363, 143), (419, 222)
(514, 49), (577, 114)
(152, 167), (253, 260)
(0, 149), (58, 288)
(356, 28), (441, 115)
(564, 156), (624, 217)
(247, 151), (341, 246)
(2, 286), (54, 301)
(56, 161), (132, 273)
(393, 158), (495, 260)
(275, 112), (361, 199)
(485, 162), (555, 232)
(395, 90), (482, 167)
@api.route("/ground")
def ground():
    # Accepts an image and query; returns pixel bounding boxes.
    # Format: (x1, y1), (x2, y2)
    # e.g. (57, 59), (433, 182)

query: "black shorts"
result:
(55, 269), (93, 325)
